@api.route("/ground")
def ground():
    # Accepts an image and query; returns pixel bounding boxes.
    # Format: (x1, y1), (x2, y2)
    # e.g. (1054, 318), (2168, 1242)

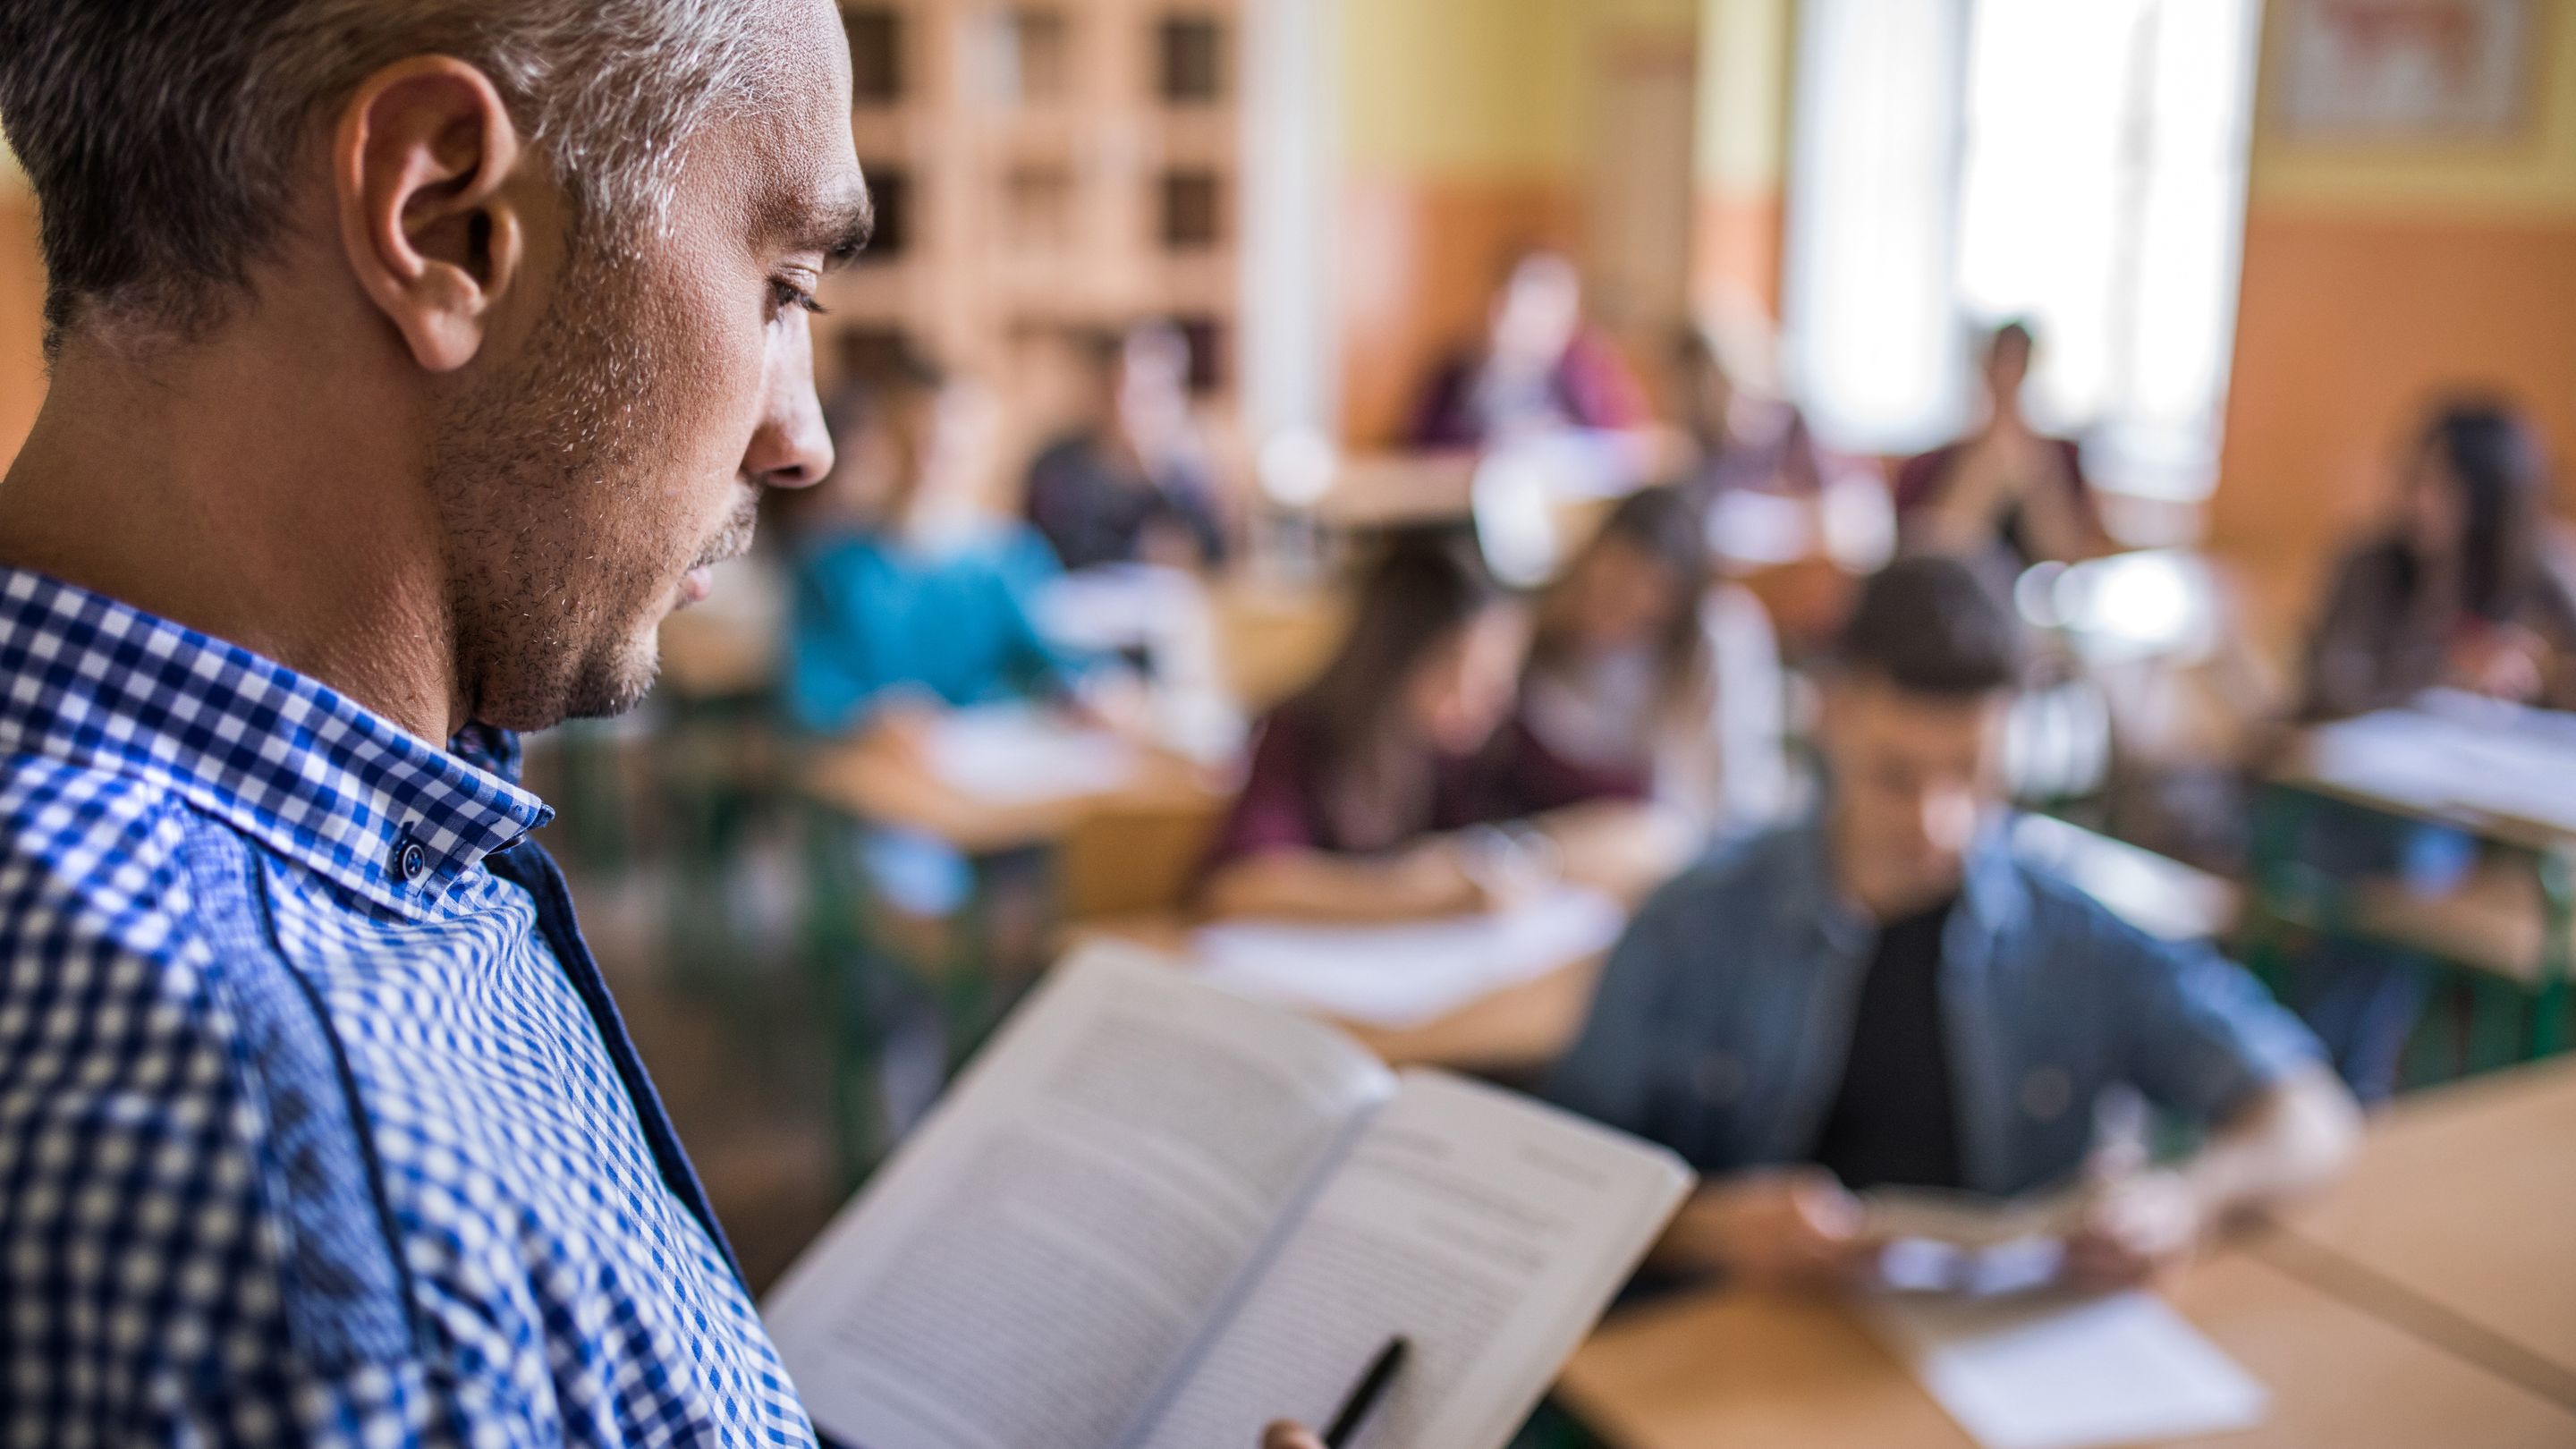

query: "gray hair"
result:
(0, 0), (782, 353)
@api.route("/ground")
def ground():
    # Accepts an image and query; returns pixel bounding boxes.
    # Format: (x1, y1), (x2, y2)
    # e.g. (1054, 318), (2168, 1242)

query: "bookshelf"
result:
(820, 0), (1245, 484)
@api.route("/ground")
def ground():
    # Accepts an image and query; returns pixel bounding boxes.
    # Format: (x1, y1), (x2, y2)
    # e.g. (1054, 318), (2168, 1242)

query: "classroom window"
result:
(1158, 170), (1224, 251)
(843, 6), (904, 106)
(1785, 0), (2259, 502)
(1157, 14), (1226, 104)
(855, 166), (911, 264)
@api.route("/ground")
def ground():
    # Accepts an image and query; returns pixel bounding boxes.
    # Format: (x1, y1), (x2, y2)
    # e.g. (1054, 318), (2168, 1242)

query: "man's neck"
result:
(0, 336), (462, 741)
(1826, 818), (1969, 926)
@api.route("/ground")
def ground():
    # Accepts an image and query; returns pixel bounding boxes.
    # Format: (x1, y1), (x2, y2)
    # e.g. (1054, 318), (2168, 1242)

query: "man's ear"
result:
(333, 57), (531, 373)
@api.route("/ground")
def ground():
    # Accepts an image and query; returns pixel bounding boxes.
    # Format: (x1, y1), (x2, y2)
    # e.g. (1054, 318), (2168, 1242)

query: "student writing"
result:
(1551, 556), (2360, 1291)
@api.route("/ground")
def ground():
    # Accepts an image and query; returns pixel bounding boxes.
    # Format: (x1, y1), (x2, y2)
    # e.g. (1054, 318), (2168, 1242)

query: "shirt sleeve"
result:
(1199, 710), (1331, 871)
(0, 929), (463, 1448)
(1547, 883), (1692, 1140)
(2087, 902), (2325, 1125)
(784, 546), (884, 734)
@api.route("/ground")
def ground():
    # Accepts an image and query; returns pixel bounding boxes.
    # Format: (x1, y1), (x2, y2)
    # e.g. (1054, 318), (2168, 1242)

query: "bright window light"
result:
(1787, 0), (2259, 502)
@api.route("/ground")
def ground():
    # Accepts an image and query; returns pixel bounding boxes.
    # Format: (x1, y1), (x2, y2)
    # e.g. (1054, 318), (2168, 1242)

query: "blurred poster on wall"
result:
(2273, 0), (2539, 142)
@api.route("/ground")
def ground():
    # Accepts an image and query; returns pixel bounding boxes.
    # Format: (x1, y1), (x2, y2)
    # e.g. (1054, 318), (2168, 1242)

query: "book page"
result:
(1135, 1072), (1690, 1449)
(765, 948), (1394, 1449)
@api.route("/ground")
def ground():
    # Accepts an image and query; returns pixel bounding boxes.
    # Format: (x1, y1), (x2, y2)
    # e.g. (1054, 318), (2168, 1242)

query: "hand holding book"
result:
(765, 948), (1690, 1449)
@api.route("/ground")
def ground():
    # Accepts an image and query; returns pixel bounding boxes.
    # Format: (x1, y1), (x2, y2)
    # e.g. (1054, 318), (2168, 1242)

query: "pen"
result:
(1323, 1336), (1410, 1449)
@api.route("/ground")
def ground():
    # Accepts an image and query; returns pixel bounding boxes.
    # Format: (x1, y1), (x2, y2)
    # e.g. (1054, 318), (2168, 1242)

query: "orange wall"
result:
(1689, 0), (1791, 319)
(1337, 177), (1581, 446)
(2215, 210), (2576, 582)
(1334, 0), (1690, 445)
(0, 191), (41, 467)
(2210, 4), (2576, 608)
(1690, 189), (1782, 318)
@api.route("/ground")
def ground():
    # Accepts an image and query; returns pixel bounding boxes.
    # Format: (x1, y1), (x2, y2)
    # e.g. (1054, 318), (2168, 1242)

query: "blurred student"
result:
(1022, 320), (1229, 572)
(2284, 400), (2576, 1101)
(1673, 320), (1826, 504)
(1552, 555), (2357, 1291)
(1896, 321), (2107, 566)
(1410, 249), (1653, 450)
(2302, 400), (2576, 720)
(1513, 486), (1792, 836)
(1199, 536), (1543, 922)
(783, 348), (1096, 992)
(784, 349), (1078, 736)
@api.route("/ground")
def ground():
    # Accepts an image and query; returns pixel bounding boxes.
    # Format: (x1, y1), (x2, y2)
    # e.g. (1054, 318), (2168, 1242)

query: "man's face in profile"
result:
(432, 0), (863, 732)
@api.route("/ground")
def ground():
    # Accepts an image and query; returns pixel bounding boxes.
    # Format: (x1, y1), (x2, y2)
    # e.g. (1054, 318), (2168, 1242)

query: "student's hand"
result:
(2066, 1168), (2206, 1290)
(1671, 1168), (1867, 1288)
(1377, 838), (1489, 918)
(2448, 624), (2546, 705)
(1262, 1422), (1326, 1449)
(1453, 825), (1561, 913)
(1067, 670), (1156, 741)
(863, 699), (944, 765)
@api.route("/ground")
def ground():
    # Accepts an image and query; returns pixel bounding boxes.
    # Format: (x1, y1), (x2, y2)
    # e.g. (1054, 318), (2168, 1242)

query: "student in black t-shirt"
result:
(1551, 557), (2360, 1291)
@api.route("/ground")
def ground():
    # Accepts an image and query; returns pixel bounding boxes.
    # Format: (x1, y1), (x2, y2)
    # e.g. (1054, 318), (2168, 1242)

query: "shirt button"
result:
(392, 832), (428, 883)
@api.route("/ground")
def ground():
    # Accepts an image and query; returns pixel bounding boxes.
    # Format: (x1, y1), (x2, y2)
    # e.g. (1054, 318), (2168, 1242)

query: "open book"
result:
(765, 947), (1691, 1449)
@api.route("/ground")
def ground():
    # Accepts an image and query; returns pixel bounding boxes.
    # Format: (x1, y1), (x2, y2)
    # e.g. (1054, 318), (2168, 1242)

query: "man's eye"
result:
(768, 278), (826, 318)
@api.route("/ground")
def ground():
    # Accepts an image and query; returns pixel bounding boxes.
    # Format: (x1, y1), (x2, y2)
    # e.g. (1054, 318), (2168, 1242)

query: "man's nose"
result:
(744, 331), (834, 489)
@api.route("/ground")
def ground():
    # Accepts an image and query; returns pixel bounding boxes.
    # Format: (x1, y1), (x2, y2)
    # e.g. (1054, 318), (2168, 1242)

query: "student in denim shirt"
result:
(1553, 557), (2359, 1292)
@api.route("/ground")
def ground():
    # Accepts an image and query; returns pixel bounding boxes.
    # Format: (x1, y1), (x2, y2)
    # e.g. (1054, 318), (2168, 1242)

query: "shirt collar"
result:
(0, 568), (553, 918)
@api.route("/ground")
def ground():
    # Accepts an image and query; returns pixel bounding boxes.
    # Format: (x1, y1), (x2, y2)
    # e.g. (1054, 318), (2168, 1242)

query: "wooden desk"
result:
(2262, 1060), (2576, 1390)
(1074, 915), (1603, 1074)
(2253, 709), (2576, 1055)
(799, 729), (1226, 858)
(1309, 452), (1480, 531)
(1557, 1252), (2576, 1449)
(1208, 577), (1350, 714)
(2275, 707), (2576, 858)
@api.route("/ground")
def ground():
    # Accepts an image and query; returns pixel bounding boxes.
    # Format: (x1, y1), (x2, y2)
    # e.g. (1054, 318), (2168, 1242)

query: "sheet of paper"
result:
(1186, 886), (1628, 1029)
(2304, 697), (2576, 835)
(924, 704), (1137, 805)
(1868, 1291), (2268, 1449)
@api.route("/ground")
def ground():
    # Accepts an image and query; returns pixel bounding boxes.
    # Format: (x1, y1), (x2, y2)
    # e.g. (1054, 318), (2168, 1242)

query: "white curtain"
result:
(1786, 0), (2259, 502)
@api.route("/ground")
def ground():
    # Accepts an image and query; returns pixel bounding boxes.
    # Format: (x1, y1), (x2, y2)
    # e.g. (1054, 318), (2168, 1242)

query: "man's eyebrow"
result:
(767, 182), (875, 271)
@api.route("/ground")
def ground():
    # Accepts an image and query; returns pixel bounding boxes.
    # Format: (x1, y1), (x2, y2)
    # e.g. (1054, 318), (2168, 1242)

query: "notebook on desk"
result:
(765, 947), (1691, 1449)
(1184, 886), (1628, 1030)
(922, 703), (1138, 805)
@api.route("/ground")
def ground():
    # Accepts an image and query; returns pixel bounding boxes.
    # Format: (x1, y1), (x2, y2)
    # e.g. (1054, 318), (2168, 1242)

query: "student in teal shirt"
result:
(784, 347), (1094, 943)
(785, 348), (1081, 734)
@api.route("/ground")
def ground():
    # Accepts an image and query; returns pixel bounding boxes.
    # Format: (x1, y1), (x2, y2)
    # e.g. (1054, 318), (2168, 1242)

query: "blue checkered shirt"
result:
(0, 571), (816, 1446)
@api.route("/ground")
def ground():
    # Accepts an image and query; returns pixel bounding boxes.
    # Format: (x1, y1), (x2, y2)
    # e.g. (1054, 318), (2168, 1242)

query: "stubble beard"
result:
(426, 237), (677, 734)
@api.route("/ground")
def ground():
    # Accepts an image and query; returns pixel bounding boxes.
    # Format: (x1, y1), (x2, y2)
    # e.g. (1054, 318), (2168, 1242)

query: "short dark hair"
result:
(0, 0), (775, 351)
(1836, 555), (2027, 697)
